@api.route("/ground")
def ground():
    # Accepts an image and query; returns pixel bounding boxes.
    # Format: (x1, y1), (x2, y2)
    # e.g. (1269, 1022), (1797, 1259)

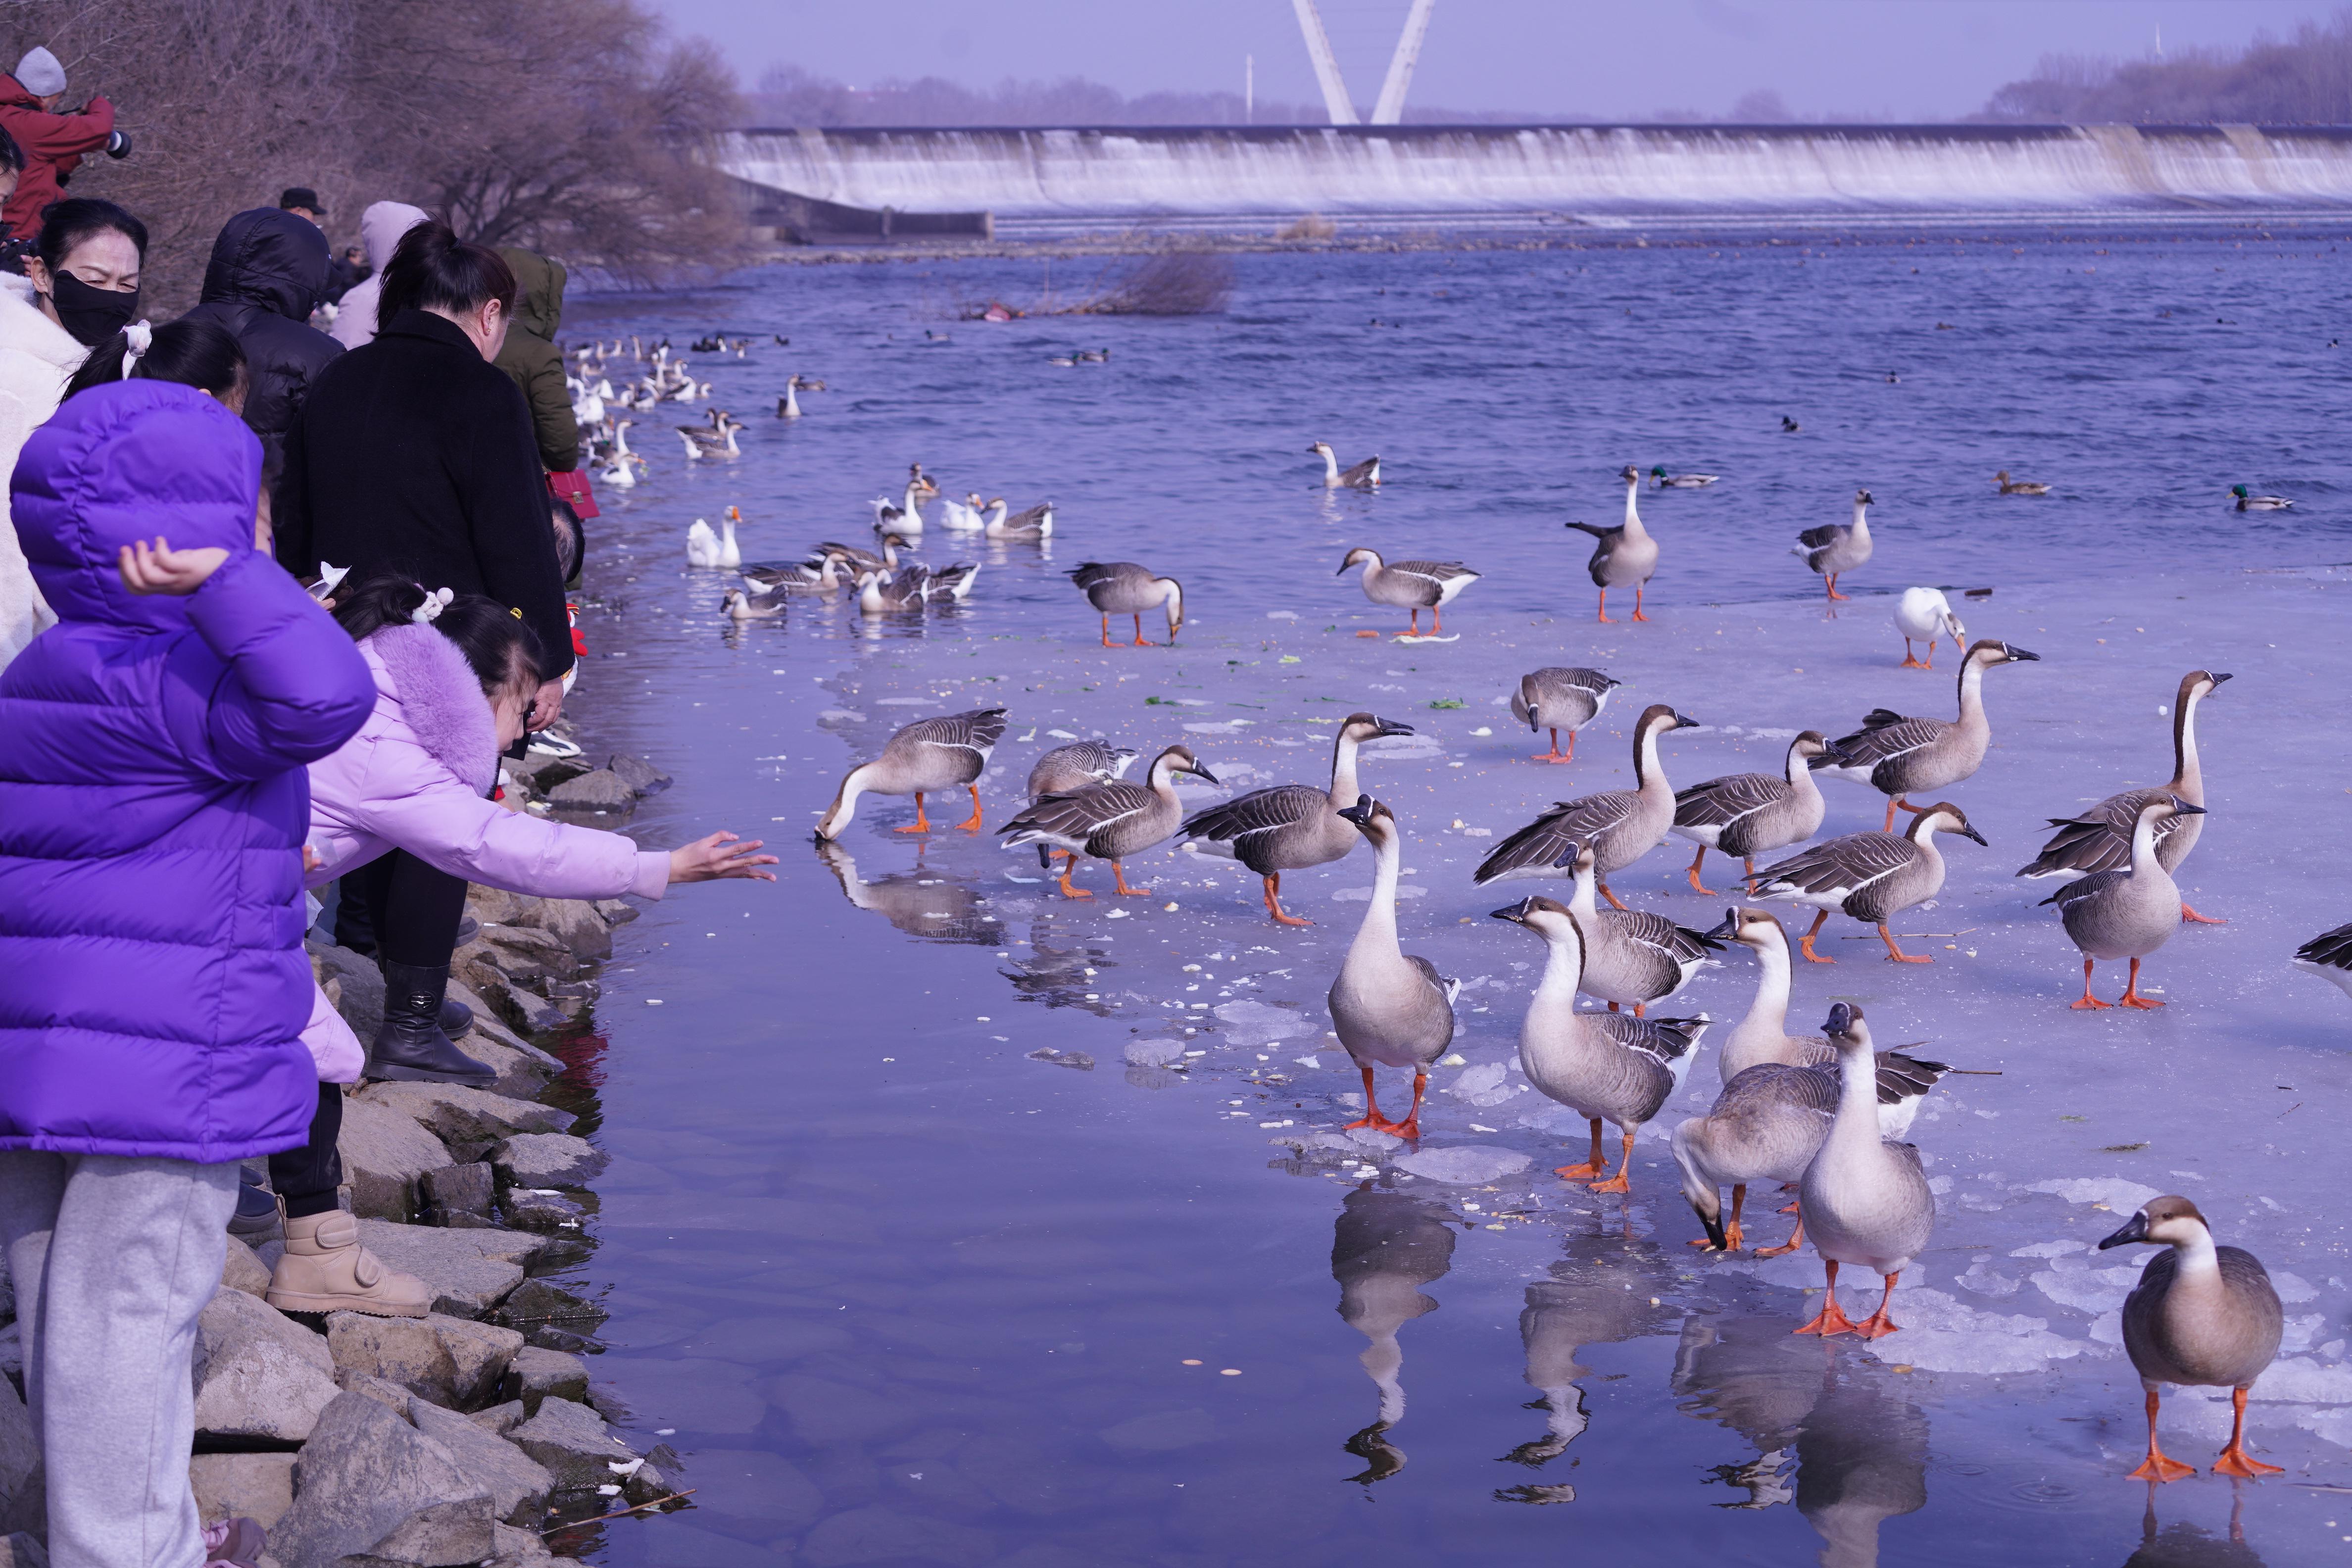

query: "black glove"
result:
(103, 130), (129, 159)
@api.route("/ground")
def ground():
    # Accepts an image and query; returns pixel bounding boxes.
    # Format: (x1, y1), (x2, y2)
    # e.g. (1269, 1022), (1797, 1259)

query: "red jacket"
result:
(0, 79), (113, 241)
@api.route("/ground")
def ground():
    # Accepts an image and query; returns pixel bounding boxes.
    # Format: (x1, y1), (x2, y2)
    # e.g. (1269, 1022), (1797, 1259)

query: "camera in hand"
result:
(103, 130), (129, 160)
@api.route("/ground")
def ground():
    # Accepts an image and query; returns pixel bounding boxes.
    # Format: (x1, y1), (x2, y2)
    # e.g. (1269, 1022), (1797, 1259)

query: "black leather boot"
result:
(369, 962), (497, 1085)
(438, 995), (475, 1037)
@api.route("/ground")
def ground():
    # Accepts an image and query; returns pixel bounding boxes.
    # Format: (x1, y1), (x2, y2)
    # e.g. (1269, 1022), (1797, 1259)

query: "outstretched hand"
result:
(668, 831), (779, 884)
(118, 537), (229, 596)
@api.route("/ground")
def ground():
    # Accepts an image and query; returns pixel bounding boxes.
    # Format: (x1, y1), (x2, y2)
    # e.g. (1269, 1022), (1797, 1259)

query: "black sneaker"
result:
(229, 1168), (281, 1242)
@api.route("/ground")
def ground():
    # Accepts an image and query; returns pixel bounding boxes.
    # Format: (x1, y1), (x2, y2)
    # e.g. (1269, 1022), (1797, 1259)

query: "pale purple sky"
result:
(647, 0), (2331, 120)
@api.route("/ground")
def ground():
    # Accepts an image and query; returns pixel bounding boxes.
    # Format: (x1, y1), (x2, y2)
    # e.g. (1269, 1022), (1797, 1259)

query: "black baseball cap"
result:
(278, 187), (325, 213)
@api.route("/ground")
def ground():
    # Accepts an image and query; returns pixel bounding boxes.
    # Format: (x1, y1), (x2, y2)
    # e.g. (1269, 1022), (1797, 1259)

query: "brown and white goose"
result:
(1564, 465), (1660, 624)
(1310, 441), (1380, 490)
(2042, 795), (2205, 1010)
(1328, 798), (1457, 1140)
(815, 708), (1008, 839)
(1813, 640), (2040, 832)
(1021, 738), (1138, 872)
(1751, 802), (1986, 964)
(1178, 712), (1415, 925)
(1791, 490), (1873, 602)
(997, 744), (1217, 898)
(1337, 548), (1480, 637)
(2100, 1196), (2283, 1481)
(2294, 921), (2352, 999)
(2016, 670), (2229, 924)
(1068, 562), (1183, 647)
(1558, 841), (1721, 1014)
(1670, 731), (1836, 895)
(1474, 705), (1700, 909)
(1794, 1004), (1935, 1340)
(1509, 667), (1621, 764)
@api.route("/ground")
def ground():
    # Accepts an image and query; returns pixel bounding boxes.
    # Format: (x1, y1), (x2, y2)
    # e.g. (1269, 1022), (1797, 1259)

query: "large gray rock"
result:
(463, 887), (531, 927)
(310, 941), (387, 1041)
(219, 1236), (273, 1297)
(335, 1367), (417, 1414)
(489, 1279), (605, 1341)
(325, 1313), (523, 1410)
(419, 1163), (496, 1226)
(485, 1520), (554, 1566)
(511, 897), (612, 963)
(605, 753), (670, 797)
(192, 1287), (339, 1442)
(457, 1023), (564, 1099)
(406, 1397), (555, 1525)
(0, 1533), (44, 1568)
(498, 1189), (585, 1235)
(0, 1372), (40, 1538)
(500, 1346), (588, 1415)
(491, 1134), (605, 1188)
(267, 1393), (494, 1568)
(469, 1400), (525, 1436)
(189, 1451), (296, 1529)
(544, 769), (633, 812)
(506, 1397), (638, 1490)
(339, 1096), (454, 1221)
(591, 899), (636, 928)
(352, 1220), (546, 1317)
(352, 1083), (574, 1148)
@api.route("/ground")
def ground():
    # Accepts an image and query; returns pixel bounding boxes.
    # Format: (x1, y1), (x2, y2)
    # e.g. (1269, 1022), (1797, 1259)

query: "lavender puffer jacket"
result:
(0, 381), (374, 1161)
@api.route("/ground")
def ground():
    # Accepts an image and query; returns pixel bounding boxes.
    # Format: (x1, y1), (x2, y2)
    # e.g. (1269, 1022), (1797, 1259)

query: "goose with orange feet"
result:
(1337, 547), (1479, 637)
(814, 707), (1008, 840)
(1069, 561), (1183, 647)
(1813, 640), (2039, 832)
(1475, 705), (1699, 910)
(1793, 1004), (1934, 1340)
(1491, 894), (1706, 1198)
(1180, 712), (1415, 925)
(1751, 802), (1986, 964)
(1019, 738), (1137, 876)
(1327, 797), (1458, 1140)
(1508, 666), (1620, 764)
(1564, 465), (1660, 623)
(2043, 794), (2205, 1010)
(1792, 489), (1874, 602)
(998, 743), (1216, 898)
(1557, 840), (1721, 1016)
(2100, 1195), (2284, 1482)
(1670, 731), (1837, 895)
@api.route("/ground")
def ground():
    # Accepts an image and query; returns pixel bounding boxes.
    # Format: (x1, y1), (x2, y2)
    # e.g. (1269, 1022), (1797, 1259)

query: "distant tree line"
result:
(1977, 9), (2352, 123)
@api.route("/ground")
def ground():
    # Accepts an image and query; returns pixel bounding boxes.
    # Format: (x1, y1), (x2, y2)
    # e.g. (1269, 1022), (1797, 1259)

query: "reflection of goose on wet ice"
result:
(1497, 1255), (1677, 1493)
(1793, 1367), (1929, 1568)
(811, 838), (995, 943)
(1330, 1184), (1454, 1485)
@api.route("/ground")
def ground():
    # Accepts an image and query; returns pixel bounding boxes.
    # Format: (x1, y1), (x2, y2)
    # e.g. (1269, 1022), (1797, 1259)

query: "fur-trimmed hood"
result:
(360, 625), (496, 794)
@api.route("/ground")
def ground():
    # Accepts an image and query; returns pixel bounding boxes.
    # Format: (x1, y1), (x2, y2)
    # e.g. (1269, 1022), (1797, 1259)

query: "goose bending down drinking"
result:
(2042, 795), (2205, 1009)
(1752, 802), (1986, 964)
(998, 744), (1217, 899)
(1327, 798), (1457, 1139)
(1558, 841), (1721, 1014)
(815, 708), (1008, 839)
(1794, 1004), (1935, 1339)
(1475, 705), (1699, 909)
(1670, 731), (1836, 895)
(2017, 670), (2229, 924)
(2100, 1196), (2284, 1481)
(1021, 737), (1137, 872)
(1337, 548), (1479, 637)
(1791, 489), (1874, 602)
(1179, 712), (1415, 925)
(1490, 895), (1706, 1196)
(1891, 588), (1966, 671)
(1814, 639), (2041, 832)
(1310, 441), (1380, 489)
(1509, 666), (1621, 764)
(1068, 562), (1183, 647)
(1564, 466), (1660, 623)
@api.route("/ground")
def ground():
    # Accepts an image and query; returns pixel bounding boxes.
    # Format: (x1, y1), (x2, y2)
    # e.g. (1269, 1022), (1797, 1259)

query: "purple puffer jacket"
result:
(0, 380), (374, 1161)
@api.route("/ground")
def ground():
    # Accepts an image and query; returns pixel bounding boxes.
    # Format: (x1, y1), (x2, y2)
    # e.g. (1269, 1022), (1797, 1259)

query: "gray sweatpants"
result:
(0, 1151), (237, 1568)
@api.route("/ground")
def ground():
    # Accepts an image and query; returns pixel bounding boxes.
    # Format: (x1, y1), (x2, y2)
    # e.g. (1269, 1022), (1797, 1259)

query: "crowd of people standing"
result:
(0, 41), (773, 1568)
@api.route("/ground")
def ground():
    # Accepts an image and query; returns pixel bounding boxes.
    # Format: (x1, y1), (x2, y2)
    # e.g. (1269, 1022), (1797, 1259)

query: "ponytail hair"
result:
(329, 571), (544, 697)
(376, 220), (516, 334)
(62, 316), (249, 403)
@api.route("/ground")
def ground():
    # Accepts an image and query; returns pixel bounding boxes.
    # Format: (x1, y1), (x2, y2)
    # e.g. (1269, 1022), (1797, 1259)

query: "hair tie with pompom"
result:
(410, 587), (454, 625)
(120, 319), (152, 381)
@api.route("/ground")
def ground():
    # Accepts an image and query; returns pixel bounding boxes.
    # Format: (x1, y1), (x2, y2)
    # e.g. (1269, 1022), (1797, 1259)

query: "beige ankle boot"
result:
(266, 1210), (431, 1317)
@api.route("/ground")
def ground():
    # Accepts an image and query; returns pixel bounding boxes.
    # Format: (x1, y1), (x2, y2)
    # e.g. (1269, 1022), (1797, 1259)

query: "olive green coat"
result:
(493, 247), (578, 473)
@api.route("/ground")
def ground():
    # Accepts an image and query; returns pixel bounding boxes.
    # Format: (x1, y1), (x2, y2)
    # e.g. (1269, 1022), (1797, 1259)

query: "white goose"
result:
(685, 515), (739, 569)
(1891, 588), (1966, 671)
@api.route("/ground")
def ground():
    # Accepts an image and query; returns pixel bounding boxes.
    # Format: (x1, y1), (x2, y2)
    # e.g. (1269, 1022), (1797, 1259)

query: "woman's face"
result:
(29, 230), (142, 297)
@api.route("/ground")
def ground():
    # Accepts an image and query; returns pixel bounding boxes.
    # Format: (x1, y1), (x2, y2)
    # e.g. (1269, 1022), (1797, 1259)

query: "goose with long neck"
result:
(1327, 797), (1456, 1139)
(1309, 440), (1380, 489)
(1794, 1004), (1934, 1340)
(1179, 712), (1415, 925)
(2017, 670), (2229, 924)
(815, 708), (1007, 839)
(1068, 562), (1183, 647)
(1814, 639), (2040, 833)
(873, 477), (929, 537)
(1474, 705), (1699, 909)
(1791, 489), (1873, 602)
(2099, 1195), (2284, 1481)
(998, 744), (1217, 899)
(2042, 794), (2205, 1010)
(1560, 841), (1721, 1015)
(1752, 801), (1987, 964)
(1490, 895), (1707, 1197)
(1563, 464), (1661, 624)
(1670, 731), (1835, 895)
(1337, 548), (1481, 638)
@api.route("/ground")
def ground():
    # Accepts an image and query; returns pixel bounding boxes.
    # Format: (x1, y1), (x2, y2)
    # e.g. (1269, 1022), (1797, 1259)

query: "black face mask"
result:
(47, 268), (142, 347)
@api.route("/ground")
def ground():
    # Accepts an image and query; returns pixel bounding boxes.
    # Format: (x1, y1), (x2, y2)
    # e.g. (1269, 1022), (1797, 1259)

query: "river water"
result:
(541, 226), (2351, 1567)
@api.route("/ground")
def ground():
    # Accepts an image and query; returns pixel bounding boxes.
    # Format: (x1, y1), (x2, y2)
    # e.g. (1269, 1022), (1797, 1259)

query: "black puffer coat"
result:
(177, 208), (343, 472)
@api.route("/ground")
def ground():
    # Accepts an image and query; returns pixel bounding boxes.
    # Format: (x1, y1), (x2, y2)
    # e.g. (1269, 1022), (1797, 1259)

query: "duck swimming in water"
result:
(2230, 485), (2292, 511)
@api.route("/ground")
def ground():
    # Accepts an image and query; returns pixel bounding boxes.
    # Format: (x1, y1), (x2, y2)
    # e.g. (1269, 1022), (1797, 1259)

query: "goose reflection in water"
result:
(1496, 1245), (1679, 1505)
(811, 839), (997, 944)
(1330, 1183), (1456, 1485)
(2124, 1487), (2264, 1568)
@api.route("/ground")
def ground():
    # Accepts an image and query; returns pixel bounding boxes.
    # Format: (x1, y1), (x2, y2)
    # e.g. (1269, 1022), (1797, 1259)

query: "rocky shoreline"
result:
(0, 868), (666, 1568)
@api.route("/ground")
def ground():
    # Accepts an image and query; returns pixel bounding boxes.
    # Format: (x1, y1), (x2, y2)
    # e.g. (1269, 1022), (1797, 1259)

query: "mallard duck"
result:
(1752, 802), (1987, 964)
(1310, 441), (1380, 489)
(1994, 470), (2050, 495)
(1891, 588), (1965, 670)
(1792, 490), (1873, 602)
(999, 744), (1218, 898)
(1509, 667), (1621, 764)
(2042, 795), (2205, 1009)
(1564, 466), (1659, 623)
(1475, 705), (1699, 908)
(1813, 640), (2040, 832)
(815, 708), (1008, 838)
(1670, 732), (1836, 894)
(1069, 562), (1182, 647)
(1180, 712), (1415, 925)
(1650, 466), (1717, 488)
(1793, 1004), (1934, 1340)
(1337, 548), (1479, 637)
(1328, 797), (1456, 1139)
(2230, 485), (2292, 511)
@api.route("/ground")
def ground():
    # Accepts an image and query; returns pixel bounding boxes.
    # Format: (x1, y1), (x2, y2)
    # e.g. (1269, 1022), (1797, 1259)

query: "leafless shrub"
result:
(1276, 213), (1336, 241)
(1064, 252), (1234, 316)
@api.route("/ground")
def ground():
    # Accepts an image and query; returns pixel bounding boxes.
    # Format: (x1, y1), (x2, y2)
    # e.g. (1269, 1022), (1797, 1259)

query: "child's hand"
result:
(118, 537), (230, 596)
(667, 831), (779, 884)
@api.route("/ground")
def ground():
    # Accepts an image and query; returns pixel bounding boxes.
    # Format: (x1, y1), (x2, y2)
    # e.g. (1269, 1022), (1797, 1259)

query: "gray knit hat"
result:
(13, 48), (63, 97)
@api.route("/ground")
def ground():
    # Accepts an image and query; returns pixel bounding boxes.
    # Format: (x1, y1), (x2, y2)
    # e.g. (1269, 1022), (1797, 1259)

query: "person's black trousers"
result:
(269, 1084), (343, 1219)
(338, 849), (467, 966)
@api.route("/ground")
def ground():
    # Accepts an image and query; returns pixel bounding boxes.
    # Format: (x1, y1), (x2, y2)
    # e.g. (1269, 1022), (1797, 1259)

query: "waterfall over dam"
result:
(717, 123), (2352, 227)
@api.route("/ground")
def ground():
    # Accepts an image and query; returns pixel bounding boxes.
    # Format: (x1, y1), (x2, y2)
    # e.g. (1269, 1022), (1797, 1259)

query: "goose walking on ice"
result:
(1558, 841), (1722, 1015)
(1509, 667), (1620, 764)
(1180, 712), (1415, 925)
(1310, 441), (1381, 489)
(1793, 1004), (1935, 1339)
(2017, 670), (2229, 924)
(1752, 801), (1986, 964)
(1565, 465), (1660, 623)
(1792, 489), (1874, 602)
(1891, 588), (1966, 670)
(1337, 548), (1479, 637)
(1490, 895), (1706, 1196)
(1814, 639), (2040, 832)
(998, 744), (1217, 899)
(1068, 561), (1183, 647)
(1475, 705), (1699, 909)
(1995, 470), (2050, 495)
(1670, 731), (1836, 895)
(1328, 798), (1457, 1139)
(815, 708), (1008, 839)
(2042, 795), (2205, 1009)
(2100, 1196), (2284, 1481)
(1021, 738), (1137, 874)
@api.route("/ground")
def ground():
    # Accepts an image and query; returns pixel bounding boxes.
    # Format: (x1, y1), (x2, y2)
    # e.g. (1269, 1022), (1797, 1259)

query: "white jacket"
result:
(0, 273), (85, 669)
(329, 200), (430, 351)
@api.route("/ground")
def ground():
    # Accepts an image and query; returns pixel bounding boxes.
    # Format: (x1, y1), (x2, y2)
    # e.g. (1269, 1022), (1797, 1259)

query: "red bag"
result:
(546, 467), (599, 521)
